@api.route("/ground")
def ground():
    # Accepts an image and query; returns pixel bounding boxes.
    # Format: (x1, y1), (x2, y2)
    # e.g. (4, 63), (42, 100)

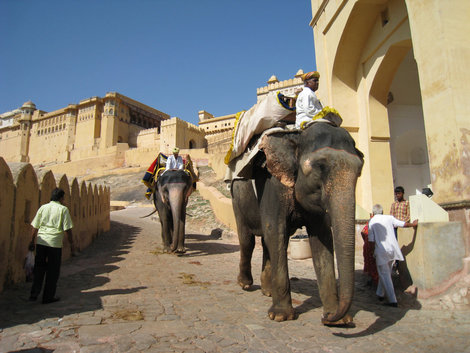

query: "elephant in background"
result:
(231, 121), (364, 324)
(154, 169), (194, 253)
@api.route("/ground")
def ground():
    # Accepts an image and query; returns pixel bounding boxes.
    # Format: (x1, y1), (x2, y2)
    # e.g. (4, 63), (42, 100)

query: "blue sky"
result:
(0, 0), (316, 126)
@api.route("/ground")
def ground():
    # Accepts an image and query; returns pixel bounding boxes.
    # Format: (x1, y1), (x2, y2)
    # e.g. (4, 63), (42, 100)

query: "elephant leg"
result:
(160, 220), (171, 253)
(264, 225), (295, 322)
(260, 237), (272, 297)
(175, 218), (186, 253)
(168, 186), (186, 253)
(175, 204), (187, 253)
(308, 222), (338, 317)
(159, 211), (172, 253)
(237, 227), (255, 290)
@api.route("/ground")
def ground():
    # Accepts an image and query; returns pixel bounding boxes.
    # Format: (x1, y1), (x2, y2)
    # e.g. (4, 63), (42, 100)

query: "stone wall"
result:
(0, 157), (110, 293)
(198, 182), (237, 233)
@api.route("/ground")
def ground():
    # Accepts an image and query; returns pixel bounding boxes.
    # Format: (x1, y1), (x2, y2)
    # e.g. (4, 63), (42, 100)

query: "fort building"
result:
(0, 92), (207, 172)
(198, 70), (305, 155)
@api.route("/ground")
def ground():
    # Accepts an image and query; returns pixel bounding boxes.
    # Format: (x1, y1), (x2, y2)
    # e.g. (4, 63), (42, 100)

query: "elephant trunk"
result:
(168, 186), (185, 252)
(324, 170), (357, 323)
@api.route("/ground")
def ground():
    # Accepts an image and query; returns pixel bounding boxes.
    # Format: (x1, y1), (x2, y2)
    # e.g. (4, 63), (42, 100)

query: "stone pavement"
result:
(1, 207), (469, 353)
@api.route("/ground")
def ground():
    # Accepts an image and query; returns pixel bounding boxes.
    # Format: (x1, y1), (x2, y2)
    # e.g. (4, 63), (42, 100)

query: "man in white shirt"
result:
(165, 147), (184, 171)
(368, 204), (418, 307)
(295, 71), (323, 129)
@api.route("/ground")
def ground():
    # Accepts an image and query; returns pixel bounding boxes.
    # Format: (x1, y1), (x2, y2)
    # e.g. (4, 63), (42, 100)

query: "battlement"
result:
(256, 69), (304, 97)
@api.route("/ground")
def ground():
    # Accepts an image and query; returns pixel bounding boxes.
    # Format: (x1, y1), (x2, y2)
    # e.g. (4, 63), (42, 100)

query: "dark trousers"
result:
(30, 244), (62, 302)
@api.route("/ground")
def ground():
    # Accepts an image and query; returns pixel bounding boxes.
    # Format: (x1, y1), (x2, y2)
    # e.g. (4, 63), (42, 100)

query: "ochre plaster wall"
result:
(310, 0), (470, 208)
(406, 0), (470, 202)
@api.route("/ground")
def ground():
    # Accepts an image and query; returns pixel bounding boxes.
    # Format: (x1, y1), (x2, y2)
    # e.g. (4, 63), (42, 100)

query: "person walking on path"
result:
(29, 188), (75, 304)
(368, 204), (417, 307)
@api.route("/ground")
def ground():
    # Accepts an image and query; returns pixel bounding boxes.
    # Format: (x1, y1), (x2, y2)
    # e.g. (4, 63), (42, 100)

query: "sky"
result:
(0, 0), (316, 126)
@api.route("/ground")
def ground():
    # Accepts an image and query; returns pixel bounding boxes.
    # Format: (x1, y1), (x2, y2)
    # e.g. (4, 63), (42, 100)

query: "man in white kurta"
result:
(295, 71), (323, 129)
(368, 204), (417, 306)
(165, 147), (184, 171)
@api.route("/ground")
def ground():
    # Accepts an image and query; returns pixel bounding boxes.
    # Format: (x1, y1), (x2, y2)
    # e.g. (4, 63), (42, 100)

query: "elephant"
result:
(231, 120), (364, 324)
(154, 169), (194, 253)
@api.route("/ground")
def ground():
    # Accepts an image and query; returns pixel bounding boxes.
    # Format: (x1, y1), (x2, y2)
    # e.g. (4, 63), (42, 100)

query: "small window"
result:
(381, 8), (389, 26)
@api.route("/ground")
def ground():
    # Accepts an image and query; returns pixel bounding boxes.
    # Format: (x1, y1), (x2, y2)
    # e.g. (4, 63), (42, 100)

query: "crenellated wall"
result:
(0, 157), (110, 293)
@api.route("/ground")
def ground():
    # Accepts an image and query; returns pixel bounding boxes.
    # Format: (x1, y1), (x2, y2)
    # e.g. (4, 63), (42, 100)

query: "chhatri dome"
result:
(21, 101), (36, 110)
(267, 75), (279, 84)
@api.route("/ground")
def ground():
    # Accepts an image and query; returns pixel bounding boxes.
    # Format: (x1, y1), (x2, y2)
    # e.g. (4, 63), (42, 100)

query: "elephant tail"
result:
(140, 208), (157, 218)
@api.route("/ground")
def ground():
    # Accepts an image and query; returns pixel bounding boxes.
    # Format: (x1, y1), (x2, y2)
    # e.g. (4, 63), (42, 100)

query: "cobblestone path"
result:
(1, 207), (469, 353)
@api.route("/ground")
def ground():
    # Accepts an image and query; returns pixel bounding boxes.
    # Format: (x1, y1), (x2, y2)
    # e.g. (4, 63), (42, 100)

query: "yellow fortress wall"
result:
(0, 157), (110, 292)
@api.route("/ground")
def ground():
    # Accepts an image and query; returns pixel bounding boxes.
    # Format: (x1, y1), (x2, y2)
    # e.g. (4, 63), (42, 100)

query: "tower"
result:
(19, 101), (36, 162)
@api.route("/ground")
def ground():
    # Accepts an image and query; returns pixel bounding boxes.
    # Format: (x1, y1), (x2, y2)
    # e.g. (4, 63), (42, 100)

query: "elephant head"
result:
(154, 170), (193, 253)
(260, 121), (364, 323)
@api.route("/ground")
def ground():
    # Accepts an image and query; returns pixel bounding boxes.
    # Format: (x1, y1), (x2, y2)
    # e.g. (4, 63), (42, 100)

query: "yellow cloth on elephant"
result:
(299, 106), (343, 130)
(225, 91), (294, 164)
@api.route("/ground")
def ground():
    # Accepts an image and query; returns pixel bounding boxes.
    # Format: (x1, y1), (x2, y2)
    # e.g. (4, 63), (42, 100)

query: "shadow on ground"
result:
(177, 232), (239, 257)
(0, 221), (146, 329)
(288, 269), (422, 337)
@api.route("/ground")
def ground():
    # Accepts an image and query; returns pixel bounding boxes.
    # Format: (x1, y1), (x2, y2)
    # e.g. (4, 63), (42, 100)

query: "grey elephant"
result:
(154, 169), (194, 253)
(231, 120), (364, 324)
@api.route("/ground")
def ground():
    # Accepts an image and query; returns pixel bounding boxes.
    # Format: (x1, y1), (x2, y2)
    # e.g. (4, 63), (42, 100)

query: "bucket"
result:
(289, 235), (312, 260)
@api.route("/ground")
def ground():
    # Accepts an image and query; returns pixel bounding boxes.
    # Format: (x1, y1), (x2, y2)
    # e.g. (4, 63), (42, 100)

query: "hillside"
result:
(86, 166), (236, 238)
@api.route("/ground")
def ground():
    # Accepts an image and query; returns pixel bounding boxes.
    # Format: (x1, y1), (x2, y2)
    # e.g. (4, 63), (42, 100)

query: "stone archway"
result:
(368, 42), (431, 197)
(387, 50), (431, 195)
(189, 139), (196, 149)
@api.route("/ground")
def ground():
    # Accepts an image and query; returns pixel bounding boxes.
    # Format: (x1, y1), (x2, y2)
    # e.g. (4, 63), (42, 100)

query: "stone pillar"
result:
(406, 0), (470, 203)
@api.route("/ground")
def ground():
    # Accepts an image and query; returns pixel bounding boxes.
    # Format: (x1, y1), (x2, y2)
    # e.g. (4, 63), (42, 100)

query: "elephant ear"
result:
(259, 132), (299, 188)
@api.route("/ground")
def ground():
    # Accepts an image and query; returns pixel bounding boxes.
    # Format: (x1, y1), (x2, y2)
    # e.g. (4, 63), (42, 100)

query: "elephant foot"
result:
(174, 247), (186, 254)
(261, 288), (272, 297)
(260, 274), (272, 297)
(162, 246), (171, 253)
(268, 305), (296, 322)
(237, 273), (253, 290)
(321, 313), (353, 326)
